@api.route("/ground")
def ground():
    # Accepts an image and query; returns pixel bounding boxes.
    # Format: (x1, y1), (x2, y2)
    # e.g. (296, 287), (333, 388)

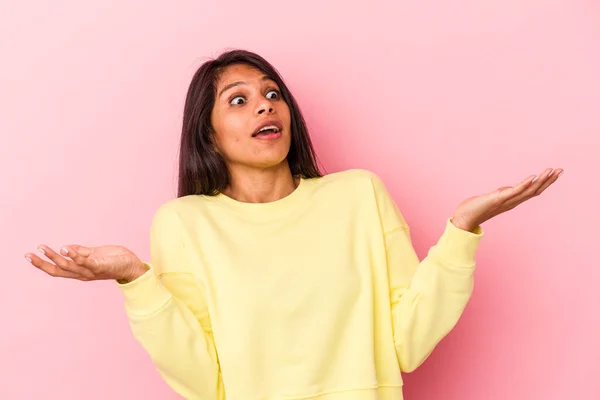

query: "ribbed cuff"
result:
(117, 262), (173, 317)
(429, 218), (484, 267)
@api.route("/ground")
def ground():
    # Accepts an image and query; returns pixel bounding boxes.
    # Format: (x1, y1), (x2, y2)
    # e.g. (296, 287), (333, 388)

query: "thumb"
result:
(63, 245), (93, 257)
(62, 245), (101, 270)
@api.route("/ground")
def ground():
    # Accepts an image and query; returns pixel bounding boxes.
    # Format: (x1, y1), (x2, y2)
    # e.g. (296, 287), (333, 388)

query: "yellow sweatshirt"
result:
(118, 169), (483, 400)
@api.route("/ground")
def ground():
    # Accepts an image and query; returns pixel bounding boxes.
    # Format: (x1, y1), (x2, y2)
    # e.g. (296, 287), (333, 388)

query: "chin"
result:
(250, 152), (290, 170)
(254, 158), (289, 170)
(254, 145), (290, 166)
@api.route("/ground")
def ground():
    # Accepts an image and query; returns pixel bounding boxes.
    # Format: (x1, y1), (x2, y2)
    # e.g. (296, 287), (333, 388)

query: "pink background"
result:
(1, 1), (599, 399)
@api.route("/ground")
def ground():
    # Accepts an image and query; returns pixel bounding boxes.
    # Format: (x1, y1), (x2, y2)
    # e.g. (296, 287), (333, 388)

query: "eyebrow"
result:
(218, 75), (275, 99)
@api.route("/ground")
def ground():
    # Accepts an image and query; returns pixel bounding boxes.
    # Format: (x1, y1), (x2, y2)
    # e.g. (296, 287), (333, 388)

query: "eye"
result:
(230, 96), (246, 105)
(266, 89), (280, 100)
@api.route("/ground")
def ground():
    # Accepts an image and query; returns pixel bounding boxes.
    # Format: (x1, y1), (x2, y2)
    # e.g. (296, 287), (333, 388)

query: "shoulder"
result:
(149, 195), (212, 231)
(318, 168), (379, 184)
(319, 169), (406, 229)
(308, 168), (395, 212)
(315, 168), (388, 194)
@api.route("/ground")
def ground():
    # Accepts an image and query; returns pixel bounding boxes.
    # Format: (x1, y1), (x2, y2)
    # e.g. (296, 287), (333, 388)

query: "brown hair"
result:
(177, 49), (322, 197)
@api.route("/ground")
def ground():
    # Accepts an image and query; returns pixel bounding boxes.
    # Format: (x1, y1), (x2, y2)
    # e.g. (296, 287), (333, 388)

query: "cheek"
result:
(283, 109), (292, 135)
(215, 131), (244, 154)
(214, 116), (246, 147)
(281, 103), (291, 122)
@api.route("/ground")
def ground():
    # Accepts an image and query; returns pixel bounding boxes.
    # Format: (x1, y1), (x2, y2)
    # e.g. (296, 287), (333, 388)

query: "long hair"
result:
(177, 49), (323, 197)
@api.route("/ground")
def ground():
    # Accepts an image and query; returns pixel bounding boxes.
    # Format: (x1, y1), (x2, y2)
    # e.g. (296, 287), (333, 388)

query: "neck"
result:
(223, 162), (299, 203)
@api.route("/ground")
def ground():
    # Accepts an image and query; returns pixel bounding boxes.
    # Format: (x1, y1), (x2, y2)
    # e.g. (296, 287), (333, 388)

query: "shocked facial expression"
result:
(210, 63), (292, 171)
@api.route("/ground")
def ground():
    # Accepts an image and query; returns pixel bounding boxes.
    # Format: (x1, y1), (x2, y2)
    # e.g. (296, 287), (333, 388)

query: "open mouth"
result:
(252, 126), (280, 137)
(252, 123), (282, 138)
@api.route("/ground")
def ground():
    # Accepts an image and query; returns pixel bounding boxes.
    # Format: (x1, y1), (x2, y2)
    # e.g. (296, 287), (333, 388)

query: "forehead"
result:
(216, 64), (272, 87)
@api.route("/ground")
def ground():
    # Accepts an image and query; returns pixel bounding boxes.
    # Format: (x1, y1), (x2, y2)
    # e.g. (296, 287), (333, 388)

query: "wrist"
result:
(117, 262), (148, 284)
(451, 216), (477, 232)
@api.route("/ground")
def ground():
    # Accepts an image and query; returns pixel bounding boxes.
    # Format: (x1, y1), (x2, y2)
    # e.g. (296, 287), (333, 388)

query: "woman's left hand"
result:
(451, 167), (564, 232)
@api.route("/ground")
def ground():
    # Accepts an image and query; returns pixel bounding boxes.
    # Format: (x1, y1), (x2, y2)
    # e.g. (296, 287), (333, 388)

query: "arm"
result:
(385, 219), (482, 372)
(118, 206), (222, 399)
(369, 174), (483, 372)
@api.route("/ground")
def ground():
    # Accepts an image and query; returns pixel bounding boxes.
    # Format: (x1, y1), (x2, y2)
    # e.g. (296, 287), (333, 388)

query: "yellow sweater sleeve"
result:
(370, 173), (484, 372)
(118, 206), (222, 399)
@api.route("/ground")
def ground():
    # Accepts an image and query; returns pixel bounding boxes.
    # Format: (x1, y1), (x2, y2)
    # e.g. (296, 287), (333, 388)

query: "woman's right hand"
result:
(24, 244), (148, 283)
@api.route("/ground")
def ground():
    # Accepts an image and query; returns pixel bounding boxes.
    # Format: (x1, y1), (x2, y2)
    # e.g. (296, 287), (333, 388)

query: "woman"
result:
(25, 49), (562, 399)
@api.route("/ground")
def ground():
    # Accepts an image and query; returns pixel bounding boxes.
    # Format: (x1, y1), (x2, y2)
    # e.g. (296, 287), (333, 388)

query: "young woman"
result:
(25, 49), (562, 399)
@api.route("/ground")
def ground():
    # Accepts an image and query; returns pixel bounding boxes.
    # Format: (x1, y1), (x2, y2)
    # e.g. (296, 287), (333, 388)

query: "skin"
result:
(24, 64), (564, 282)
(451, 168), (563, 232)
(211, 63), (298, 204)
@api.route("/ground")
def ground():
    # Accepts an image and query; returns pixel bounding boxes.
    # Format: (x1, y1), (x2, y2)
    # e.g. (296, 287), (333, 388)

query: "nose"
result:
(256, 98), (275, 115)
(258, 107), (273, 115)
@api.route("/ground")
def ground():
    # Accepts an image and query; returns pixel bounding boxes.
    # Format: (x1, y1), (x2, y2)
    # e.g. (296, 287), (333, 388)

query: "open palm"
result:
(452, 167), (563, 231)
(25, 244), (146, 283)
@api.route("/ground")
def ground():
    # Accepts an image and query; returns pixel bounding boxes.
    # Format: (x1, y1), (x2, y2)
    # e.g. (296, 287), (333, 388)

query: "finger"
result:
(505, 167), (559, 208)
(533, 168), (563, 196)
(37, 245), (92, 278)
(60, 245), (96, 278)
(25, 253), (80, 279)
(64, 245), (93, 257)
(61, 245), (89, 266)
(496, 175), (536, 201)
(516, 168), (555, 199)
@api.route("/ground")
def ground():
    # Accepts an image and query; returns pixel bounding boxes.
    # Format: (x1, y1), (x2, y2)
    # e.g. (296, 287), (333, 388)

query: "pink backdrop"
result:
(1, 1), (598, 399)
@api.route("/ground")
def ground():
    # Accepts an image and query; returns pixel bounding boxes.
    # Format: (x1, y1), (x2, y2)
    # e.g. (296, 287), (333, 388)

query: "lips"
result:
(252, 120), (283, 137)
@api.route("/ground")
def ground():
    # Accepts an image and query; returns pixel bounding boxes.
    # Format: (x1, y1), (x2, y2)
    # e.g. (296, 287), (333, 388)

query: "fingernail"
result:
(25, 256), (32, 263)
(548, 169), (554, 177)
(37, 247), (45, 255)
(532, 175), (538, 183)
(61, 247), (69, 255)
(558, 170), (564, 178)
